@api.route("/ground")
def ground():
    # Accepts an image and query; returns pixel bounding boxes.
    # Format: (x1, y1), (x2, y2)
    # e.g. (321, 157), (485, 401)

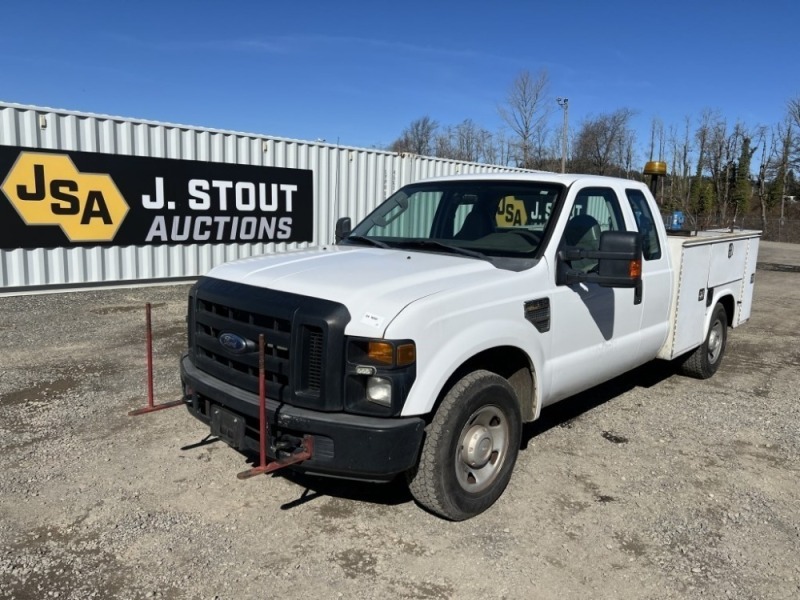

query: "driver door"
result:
(546, 185), (644, 403)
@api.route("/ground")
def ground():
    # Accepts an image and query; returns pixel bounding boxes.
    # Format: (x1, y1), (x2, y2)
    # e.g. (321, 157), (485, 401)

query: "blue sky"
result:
(2, 0), (798, 162)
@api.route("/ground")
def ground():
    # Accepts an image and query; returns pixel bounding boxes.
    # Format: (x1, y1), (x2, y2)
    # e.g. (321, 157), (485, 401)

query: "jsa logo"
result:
(496, 196), (527, 227)
(1, 152), (129, 242)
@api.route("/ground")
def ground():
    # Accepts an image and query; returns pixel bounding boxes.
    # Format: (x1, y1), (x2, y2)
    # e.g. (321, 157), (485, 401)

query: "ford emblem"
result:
(219, 332), (249, 354)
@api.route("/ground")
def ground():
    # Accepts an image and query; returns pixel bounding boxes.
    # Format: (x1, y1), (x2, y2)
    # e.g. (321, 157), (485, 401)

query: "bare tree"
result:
(731, 130), (756, 224)
(451, 119), (492, 163)
(756, 129), (775, 233)
(483, 129), (515, 167)
(433, 128), (455, 160)
(789, 97), (800, 130)
(706, 119), (736, 223)
(430, 119), (493, 163)
(774, 118), (797, 240)
(498, 69), (551, 168)
(689, 110), (717, 225)
(572, 108), (635, 176)
(389, 116), (439, 155)
(665, 117), (692, 217)
(786, 98), (800, 190)
(531, 123), (553, 169)
(648, 117), (664, 162)
(620, 130), (636, 178)
(646, 117), (667, 203)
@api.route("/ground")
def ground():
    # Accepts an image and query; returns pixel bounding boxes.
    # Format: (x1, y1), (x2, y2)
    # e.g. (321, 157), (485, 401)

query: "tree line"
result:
(388, 69), (800, 238)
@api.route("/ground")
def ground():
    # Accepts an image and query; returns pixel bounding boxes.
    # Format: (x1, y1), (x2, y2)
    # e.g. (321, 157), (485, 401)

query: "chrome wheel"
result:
(455, 405), (509, 493)
(707, 319), (724, 364)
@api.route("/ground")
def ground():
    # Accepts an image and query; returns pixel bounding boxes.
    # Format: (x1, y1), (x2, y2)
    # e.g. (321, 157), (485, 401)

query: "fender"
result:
(704, 287), (738, 334)
(387, 314), (547, 419)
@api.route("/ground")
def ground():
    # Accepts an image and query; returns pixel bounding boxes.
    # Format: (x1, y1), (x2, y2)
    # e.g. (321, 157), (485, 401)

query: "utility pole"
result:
(556, 97), (569, 173)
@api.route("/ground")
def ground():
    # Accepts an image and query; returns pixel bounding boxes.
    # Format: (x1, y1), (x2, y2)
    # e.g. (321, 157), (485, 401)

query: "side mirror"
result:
(557, 231), (643, 288)
(335, 217), (351, 243)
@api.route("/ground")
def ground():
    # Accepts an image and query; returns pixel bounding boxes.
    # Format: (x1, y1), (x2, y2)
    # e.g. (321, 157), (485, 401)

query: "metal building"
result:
(0, 102), (525, 294)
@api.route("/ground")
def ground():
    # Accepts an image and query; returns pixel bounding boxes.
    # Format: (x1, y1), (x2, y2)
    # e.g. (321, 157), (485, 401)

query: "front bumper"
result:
(180, 354), (426, 481)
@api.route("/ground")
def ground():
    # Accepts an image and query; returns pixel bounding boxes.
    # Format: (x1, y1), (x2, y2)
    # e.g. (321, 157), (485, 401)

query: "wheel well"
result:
(716, 294), (735, 326)
(435, 346), (536, 422)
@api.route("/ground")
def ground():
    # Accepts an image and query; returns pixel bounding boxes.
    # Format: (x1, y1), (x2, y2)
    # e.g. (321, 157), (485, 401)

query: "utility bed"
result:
(657, 230), (761, 360)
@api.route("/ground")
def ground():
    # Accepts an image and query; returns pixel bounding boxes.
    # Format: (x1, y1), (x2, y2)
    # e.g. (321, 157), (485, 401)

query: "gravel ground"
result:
(1, 243), (799, 600)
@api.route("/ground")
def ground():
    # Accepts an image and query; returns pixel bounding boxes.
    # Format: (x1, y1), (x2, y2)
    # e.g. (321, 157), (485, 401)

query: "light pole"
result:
(556, 97), (569, 174)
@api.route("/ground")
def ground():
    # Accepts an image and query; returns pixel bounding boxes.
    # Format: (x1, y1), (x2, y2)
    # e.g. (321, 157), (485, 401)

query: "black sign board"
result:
(0, 146), (314, 250)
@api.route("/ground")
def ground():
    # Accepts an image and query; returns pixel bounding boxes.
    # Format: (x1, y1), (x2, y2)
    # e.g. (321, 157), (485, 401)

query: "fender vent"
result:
(524, 298), (550, 333)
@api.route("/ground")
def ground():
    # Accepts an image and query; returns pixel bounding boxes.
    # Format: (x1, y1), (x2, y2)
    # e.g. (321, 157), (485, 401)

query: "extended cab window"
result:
(561, 187), (625, 272)
(625, 188), (662, 260)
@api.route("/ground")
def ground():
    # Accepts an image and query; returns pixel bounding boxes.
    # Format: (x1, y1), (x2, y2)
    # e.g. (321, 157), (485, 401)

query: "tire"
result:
(681, 302), (728, 379)
(407, 370), (522, 521)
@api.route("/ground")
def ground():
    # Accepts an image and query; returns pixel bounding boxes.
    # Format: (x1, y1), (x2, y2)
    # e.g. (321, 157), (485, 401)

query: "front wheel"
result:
(681, 302), (728, 379)
(407, 370), (522, 521)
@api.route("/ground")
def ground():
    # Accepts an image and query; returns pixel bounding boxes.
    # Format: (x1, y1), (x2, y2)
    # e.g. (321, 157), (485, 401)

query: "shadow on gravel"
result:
(277, 469), (413, 510)
(757, 262), (800, 273)
(185, 360), (677, 512)
(521, 359), (677, 449)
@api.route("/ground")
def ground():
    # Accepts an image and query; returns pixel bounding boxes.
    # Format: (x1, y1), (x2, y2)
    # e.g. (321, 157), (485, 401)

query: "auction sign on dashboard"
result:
(0, 146), (313, 250)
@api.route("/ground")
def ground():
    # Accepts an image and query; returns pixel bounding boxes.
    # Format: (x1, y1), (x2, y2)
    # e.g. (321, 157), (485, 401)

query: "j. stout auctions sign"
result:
(0, 146), (313, 250)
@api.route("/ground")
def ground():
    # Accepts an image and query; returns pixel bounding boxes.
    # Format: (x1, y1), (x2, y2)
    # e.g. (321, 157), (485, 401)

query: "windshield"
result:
(347, 180), (564, 258)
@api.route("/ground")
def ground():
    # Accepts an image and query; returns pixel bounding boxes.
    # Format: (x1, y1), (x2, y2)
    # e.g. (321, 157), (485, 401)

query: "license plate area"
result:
(210, 405), (246, 450)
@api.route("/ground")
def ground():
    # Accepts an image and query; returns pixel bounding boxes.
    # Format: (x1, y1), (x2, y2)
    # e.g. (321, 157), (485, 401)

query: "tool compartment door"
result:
(737, 236), (760, 325)
(670, 243), (712, 358)
(707, 238), (749, 288)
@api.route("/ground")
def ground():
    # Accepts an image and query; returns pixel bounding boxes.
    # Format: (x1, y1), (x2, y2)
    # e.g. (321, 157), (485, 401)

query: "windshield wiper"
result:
(344, 235), (390, 249)
(393, 240), (488, 261)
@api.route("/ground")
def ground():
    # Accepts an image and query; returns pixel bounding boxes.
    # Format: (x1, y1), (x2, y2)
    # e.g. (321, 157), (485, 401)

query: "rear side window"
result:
(625, 189), (662, 260)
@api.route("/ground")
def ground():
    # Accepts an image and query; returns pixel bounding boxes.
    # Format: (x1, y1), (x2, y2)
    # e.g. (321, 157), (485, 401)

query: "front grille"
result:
(188, 277), (350, 411)
(194, 297), (293, 400)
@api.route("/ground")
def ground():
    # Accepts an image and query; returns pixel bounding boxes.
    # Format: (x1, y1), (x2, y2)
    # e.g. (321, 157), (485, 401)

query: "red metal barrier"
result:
(127, 308), (312, 474)
(237, 333), (313, 479)
(128, 302), (184, 416)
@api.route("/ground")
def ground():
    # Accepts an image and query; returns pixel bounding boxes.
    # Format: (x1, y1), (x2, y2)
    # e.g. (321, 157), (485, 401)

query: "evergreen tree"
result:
(731, 136), (755, 221)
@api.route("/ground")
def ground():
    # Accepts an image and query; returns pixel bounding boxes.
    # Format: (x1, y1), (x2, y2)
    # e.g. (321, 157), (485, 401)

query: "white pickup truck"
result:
(180, 171), (760, 520)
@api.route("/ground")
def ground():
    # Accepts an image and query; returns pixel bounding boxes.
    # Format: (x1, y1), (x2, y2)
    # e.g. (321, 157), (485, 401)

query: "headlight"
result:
(345, 337), (416, 416)
(366, 376), (392, 407)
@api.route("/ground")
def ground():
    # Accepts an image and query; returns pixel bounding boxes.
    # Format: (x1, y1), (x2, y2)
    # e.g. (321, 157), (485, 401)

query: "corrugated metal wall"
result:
(0, 103), (525, 292)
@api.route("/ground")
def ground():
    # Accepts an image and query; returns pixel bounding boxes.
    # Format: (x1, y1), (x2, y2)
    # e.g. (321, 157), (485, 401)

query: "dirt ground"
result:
(1, 242), (798, 600)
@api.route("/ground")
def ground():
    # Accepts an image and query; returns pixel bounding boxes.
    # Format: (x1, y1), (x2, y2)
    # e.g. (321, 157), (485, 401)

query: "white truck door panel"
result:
(670, 243), (713, 357)
(548, 283), (641, 402)
(545, 184), (643, 404)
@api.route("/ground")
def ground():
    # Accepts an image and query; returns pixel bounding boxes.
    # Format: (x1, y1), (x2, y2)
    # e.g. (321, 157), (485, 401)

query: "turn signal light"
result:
(368, 341), (394, 365)
(629, 259), (642, 279)
(397, 343), (416, 366)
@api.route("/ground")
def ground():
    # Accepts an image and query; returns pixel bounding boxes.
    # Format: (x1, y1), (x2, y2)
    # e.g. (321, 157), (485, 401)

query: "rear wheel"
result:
(407, 370), (522, 521)
(681, 302), (728, 379)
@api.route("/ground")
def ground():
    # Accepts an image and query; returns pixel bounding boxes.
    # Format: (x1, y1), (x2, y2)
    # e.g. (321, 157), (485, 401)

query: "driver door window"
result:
(562, 187), (625, 272)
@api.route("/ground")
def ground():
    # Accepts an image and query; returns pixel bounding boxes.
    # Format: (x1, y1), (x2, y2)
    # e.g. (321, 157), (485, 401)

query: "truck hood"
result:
(205, 245), (501, 337)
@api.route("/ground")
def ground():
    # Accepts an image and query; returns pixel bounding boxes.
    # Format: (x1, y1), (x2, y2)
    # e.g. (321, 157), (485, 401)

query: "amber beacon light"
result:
(644, 161), (667, 196)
